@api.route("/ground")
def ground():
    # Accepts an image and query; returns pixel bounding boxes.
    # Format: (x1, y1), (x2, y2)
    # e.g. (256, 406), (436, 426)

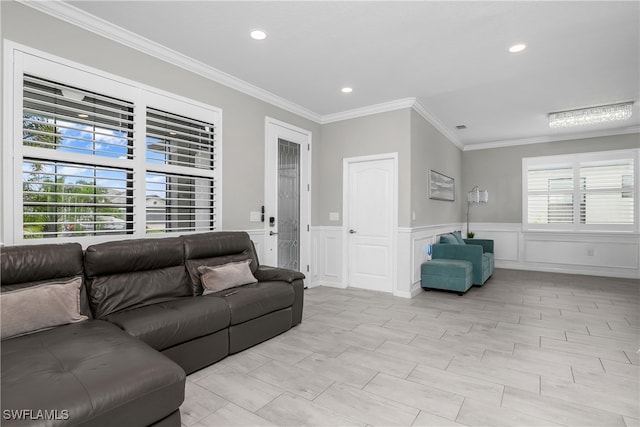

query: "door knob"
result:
(349, 229), (357, 234)
(269, 231), (278, 236)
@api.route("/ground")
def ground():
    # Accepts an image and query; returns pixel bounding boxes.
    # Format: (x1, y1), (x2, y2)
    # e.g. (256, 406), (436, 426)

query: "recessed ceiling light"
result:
(508, 43), (527, 53)
(250, 30), (267, 40)
(341, 87), (353, 94)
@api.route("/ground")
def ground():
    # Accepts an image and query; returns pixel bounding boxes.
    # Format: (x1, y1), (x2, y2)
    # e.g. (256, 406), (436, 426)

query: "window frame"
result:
(2, 43), (222, 245)
(522, 149), (639, 233)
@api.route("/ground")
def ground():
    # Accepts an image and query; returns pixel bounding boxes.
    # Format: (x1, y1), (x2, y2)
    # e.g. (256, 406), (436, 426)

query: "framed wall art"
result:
(429, 170), (455, 201)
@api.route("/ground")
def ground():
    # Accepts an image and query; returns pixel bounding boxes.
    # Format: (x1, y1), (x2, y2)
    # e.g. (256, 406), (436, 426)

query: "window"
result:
(5, 49), (220, 244)
(145, 107), (217, 233)
(21, 75), (135, 239)
(524, 150), (638, 231)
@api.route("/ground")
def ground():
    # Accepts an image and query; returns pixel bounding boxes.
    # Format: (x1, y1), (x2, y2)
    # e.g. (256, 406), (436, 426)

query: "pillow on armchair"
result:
(439, 233), (465, 245)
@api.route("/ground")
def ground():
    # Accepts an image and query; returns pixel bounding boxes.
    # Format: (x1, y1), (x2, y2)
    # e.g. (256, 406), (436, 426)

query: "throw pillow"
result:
(0, 277), (88, 339)
(439, 233), (459, 245)
(198, 259), (258, 295)
(452, 231), (466, 245)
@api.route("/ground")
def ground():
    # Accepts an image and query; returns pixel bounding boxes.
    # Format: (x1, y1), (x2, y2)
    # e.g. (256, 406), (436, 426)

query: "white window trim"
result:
(2, 41), (222, 245)
(522, 148), (639, 233)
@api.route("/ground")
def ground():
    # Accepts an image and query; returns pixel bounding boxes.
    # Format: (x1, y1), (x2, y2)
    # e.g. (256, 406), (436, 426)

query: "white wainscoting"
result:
(469, 223), (640, 280)
(310, 224), (463, 298)
(309, 226), (345, 288)
(245, 229), (265, 262)
(308, 223), (639, 298)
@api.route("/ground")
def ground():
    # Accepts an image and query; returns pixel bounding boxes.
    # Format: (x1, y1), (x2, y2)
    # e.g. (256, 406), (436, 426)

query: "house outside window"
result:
(4, 48), (220, 245)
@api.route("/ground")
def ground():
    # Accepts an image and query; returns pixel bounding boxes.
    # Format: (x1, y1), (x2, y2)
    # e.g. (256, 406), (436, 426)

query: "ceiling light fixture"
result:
(250, 30), (267, 40)
(548, 102), (633, 128)
(341, 87), (353, 93)
(508, 43), (526, 53)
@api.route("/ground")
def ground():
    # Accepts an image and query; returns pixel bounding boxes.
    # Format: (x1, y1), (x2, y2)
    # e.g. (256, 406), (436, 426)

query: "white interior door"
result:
(264, 118), (311, 277)
(344, 154), (397, 293)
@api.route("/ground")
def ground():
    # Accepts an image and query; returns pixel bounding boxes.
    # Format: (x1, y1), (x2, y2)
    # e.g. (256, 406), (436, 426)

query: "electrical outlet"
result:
(587, 248), (595, 256)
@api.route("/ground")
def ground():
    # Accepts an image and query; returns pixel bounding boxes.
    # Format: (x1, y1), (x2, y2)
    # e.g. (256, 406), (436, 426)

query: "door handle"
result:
(349, 229), (357, 234)
(269, 231), (278, 236)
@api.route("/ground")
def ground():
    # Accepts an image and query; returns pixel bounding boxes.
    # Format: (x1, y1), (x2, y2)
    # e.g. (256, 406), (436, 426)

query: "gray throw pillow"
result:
(1, 276), (88, 339)
(198, 259), (258, 295)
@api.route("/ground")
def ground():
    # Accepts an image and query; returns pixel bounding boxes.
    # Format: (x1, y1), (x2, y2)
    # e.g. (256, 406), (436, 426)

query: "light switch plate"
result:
(250, 211), (261, 222)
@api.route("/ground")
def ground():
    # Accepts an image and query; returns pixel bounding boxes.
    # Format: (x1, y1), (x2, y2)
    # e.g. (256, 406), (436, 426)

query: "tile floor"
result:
(180, 269), (640, 426)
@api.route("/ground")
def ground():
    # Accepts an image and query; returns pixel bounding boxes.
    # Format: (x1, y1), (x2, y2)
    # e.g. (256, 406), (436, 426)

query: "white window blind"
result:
(527, 166), (574, 224)
(579, 160), (634, 225)
(524, 150), (637, 231)
(9, 51), (221, 245)
(145, 107), (217, 234)
(21, 75), (135, 239)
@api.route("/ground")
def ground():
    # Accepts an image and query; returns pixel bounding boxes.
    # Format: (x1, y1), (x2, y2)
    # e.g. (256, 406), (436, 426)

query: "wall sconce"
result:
(467, 186), (488, 237)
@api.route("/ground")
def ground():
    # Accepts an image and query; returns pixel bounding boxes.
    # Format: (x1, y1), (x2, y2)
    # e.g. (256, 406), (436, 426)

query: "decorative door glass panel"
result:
(277, 139), (300, 270)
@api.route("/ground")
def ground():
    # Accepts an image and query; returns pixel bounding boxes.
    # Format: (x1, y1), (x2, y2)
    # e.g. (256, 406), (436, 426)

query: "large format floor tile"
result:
(181, 269), (640, 426)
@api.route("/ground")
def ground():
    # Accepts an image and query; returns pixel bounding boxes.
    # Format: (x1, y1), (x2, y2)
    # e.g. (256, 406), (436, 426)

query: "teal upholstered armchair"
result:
(432, 231), (494, 285)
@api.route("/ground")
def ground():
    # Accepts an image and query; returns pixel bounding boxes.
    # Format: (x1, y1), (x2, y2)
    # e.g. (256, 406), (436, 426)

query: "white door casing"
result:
(343, 153), (398, 293)
(264, 117), (311, 278)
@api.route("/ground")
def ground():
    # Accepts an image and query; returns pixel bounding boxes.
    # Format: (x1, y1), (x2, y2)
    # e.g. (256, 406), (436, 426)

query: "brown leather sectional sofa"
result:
(0, 231), (304, 426)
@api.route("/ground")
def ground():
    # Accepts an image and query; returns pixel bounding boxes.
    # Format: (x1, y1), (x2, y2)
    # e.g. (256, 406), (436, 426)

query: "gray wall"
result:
(462, 133), (640, 223)
(410, 109), (463, 227)
(316, 109), (411, 226)
(0, 1), (321, 233)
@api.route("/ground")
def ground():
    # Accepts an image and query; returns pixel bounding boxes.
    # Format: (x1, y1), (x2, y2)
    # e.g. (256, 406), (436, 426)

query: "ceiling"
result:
(38, 1), (640, 149)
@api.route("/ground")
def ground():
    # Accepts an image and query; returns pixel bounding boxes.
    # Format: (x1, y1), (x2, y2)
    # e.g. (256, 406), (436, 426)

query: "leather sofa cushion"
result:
(85, 237), (190, 318)
(1, 243), (83, 286)
(1, 320), (185, 427)
(1, 243), (93, 318)
(88, 266), (190, 319)
(105, 297), (230, 351)
(84, 237), (185, 276)
(208, 281), (294, 325)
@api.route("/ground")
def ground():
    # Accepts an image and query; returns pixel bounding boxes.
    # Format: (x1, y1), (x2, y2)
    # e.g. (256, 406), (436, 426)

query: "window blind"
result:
(579, 160), (634, 225)
(21, 75), (135, 239)
(23, 75), (135, 159)
(145, 107), (217, 234)
(525, 152), (635, 230)
(22, 160), (133, 238)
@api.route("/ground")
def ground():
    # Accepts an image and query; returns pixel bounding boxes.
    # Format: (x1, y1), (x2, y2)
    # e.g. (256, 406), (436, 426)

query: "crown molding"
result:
(463, 125), (640, 151)
(411, 99), (464, 150)
(18, 0), (322, 124)
(320, 98), (416, 124)
(321, 97), (465, 151)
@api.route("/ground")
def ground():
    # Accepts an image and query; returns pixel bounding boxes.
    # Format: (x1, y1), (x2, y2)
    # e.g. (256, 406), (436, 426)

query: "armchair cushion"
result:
(464, 238), (494, 254)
